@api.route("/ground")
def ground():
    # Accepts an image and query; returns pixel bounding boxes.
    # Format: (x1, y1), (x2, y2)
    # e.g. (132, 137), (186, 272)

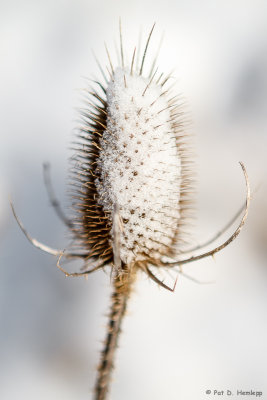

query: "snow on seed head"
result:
(94, 68), (182, 265)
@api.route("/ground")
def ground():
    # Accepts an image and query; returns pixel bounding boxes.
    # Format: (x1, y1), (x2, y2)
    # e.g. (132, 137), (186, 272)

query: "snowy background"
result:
(0, 1), (267, 399)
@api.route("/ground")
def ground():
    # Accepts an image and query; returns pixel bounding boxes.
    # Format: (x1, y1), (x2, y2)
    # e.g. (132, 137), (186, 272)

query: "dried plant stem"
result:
(95, 270), (136, 400)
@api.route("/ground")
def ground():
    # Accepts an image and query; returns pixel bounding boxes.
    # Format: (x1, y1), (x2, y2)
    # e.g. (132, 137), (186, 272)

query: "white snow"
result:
(96, 68), (182, 265)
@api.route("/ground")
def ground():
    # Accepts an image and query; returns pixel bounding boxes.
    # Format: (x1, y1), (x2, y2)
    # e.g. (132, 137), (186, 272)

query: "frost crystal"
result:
(96, 68), (181, 265)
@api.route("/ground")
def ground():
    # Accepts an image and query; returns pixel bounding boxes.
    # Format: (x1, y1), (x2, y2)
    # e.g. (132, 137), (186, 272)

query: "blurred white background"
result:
(0, 1), (267, 399)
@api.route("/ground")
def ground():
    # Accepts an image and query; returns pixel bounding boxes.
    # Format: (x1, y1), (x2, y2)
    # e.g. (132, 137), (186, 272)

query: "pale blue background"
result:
(0, 1), (267, 399)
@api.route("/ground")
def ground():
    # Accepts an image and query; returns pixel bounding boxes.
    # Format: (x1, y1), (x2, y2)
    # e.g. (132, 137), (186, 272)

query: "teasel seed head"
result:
(71, 26), (193, 276)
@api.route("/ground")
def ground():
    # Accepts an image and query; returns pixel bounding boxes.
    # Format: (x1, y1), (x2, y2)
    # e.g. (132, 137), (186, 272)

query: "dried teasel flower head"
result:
(71, 24), (193, 279)
(10, 22), (250, 294)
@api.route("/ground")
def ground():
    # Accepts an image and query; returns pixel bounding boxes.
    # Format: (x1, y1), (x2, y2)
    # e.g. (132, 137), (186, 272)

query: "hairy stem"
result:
(94, 271), (135, 400)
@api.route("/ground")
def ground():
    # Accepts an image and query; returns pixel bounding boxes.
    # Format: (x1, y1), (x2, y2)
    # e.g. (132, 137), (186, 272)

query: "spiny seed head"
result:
(71, 28), (193, 272)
